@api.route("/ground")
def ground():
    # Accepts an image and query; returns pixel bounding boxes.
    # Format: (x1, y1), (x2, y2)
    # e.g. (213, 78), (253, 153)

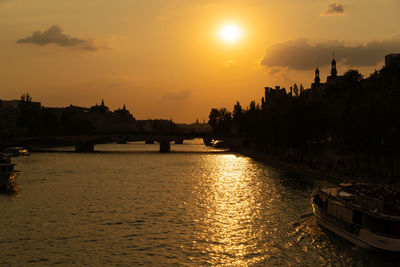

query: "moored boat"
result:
(4, 147), (29, 157)
(312, 183), (400, 252)
(0, 153), (20, 189)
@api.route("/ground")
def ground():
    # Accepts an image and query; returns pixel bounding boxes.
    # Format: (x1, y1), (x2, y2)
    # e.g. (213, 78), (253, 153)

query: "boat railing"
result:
(354, 194), (378, 210)
(320, 185), (400, 216)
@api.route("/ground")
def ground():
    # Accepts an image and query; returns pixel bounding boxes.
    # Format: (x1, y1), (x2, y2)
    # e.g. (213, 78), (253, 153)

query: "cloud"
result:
(162, 90), (191, 100)
(17, 25), (107, 51)
(268, 66), (286, 76)
(261, 36), (400, 70)
(224, 59), (236, 68)
(321, 3), (346, 16)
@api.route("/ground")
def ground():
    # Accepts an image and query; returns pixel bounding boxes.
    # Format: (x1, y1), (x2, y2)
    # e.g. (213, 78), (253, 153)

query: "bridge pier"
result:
(75, 142), (94, 152)
(159, 140), (170, 153)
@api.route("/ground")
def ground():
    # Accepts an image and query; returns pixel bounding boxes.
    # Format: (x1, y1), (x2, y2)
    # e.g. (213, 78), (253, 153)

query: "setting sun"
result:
(219, 23), (242, 44)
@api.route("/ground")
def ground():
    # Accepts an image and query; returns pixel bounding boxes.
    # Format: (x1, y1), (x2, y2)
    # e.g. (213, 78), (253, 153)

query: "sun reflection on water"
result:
(192, 154), (267, 266)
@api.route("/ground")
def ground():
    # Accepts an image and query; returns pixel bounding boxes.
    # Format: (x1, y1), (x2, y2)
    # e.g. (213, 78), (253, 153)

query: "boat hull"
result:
(312, 198), (400, 252)
(0, 171), (19, 187)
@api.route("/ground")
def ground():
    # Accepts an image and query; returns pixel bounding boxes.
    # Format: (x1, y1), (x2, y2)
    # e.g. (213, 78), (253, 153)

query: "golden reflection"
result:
(193, 154), (266, 266)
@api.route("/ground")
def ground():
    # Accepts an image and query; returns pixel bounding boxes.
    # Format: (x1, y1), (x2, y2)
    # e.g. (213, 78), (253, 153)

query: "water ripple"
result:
(0, 141), (398, 265)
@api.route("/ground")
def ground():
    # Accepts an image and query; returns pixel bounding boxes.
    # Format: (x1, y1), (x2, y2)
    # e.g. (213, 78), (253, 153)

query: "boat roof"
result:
(319, 183), (400, 219)
(321, 187), (339, 197)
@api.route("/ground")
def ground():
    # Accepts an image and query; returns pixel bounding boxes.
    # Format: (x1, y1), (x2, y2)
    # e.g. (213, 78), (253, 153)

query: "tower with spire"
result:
(327, 53), (339, 83)
(310, 53), (342, 90)
(314, 67), (320, 84)
(90, 99), (110, 113)
(330, 57), (337, 77)
(311, 66), (322, 90)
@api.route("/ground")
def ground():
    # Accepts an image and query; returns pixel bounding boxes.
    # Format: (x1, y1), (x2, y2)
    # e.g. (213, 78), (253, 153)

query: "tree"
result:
(233, 101), (243, 134)
(343, 69), (363, 84)
(300, 84), (304, 94)
(293, 84), (299, 97)
(233, 101), (242, 121)
(20, 93), (32, 102)
(19, 93), (40, 134)
(208, 108), (232, 134)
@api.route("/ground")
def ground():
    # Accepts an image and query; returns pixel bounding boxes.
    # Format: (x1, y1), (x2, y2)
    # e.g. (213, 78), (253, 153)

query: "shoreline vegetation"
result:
(230, 145), (384, 186)
(209, 60), (400, 185)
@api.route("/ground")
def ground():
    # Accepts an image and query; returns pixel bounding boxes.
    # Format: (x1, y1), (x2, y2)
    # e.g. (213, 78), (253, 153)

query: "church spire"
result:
(330, 53), (337, 77)
(314, 67), (320, 84)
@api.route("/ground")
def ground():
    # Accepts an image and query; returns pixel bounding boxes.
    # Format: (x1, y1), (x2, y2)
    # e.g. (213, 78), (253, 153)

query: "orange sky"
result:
(0, 0), (399, 122)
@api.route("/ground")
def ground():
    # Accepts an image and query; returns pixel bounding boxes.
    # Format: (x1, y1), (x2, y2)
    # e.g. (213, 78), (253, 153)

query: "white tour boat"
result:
(312, 183), (400, 252)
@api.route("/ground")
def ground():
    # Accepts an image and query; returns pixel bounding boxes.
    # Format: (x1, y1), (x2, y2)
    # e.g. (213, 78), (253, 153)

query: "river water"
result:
(0, 139), (398, 266)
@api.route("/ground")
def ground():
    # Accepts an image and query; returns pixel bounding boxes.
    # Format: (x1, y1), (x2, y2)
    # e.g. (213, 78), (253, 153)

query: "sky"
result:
(0, 0), (399, 122)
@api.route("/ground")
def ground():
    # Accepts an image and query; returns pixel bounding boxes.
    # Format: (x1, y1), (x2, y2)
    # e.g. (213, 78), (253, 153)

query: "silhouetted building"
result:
(385, 54), (400, 67)
(310, 55), (342, 89)
(314, 68), (320, 84)
(0, 99), (41, 134)
(90, 99), (110, 113)
(137, 119), (178, 132)
(1, 99), (41, 109)
(66, 105), (90, 112)
(50, 101), (137, 133)
(327, 57), (338, 82)
(0, 100), (19, 134)
(261, 86), (289, 107)
(114, 104), (133, 119)
(311, 67), (322, 90)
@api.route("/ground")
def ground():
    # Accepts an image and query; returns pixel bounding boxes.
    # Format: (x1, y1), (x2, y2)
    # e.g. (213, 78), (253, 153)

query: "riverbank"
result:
(230, 146), (392, 185)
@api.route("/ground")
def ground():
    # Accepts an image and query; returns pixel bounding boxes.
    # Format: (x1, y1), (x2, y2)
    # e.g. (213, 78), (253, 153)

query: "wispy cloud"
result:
(320, 3), (346, 16)
(268, 67), (286, 76)
(17, 25), (109, 51)
(224, 59), (236, 68)
(162, 90), (191, 100)
(261, 35), (400, 70)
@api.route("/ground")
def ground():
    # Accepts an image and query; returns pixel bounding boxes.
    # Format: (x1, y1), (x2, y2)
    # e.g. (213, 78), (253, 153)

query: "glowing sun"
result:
(219, 23), (242, 44)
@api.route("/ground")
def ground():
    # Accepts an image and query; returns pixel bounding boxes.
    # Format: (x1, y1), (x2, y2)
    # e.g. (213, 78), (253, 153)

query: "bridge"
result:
(1, 132), (225, 153)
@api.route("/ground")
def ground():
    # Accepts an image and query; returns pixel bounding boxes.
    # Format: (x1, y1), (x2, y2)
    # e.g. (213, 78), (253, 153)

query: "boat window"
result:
(353, 210), (363, 226)
(368, 216), (400, 237)
(328, 200), (353, 223)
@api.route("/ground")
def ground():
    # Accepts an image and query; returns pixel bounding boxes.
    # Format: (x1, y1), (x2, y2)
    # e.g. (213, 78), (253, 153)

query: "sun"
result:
(219, 23), (242, 44)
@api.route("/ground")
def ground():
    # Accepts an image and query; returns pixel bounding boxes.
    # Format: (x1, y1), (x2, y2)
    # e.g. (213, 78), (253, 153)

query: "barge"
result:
(312, 183), (400, 251)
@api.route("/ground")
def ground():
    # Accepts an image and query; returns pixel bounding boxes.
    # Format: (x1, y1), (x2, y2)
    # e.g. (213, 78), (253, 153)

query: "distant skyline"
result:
(0, 0), (399, 122)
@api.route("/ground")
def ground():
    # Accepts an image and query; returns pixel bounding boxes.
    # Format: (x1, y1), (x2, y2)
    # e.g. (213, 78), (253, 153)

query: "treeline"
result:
(209, 64), (400, 179)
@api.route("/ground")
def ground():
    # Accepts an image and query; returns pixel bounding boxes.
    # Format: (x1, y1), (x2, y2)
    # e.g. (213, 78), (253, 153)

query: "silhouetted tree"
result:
(293, 84), (299, 97)
(207, 62), (400, 181)
(232, 101), (243, 134)
(19, 93), (41, 135)
(208, 108), (232, 134)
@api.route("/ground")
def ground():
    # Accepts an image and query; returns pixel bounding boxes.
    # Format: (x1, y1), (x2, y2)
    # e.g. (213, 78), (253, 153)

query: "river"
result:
(0, 139), (398, 266)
